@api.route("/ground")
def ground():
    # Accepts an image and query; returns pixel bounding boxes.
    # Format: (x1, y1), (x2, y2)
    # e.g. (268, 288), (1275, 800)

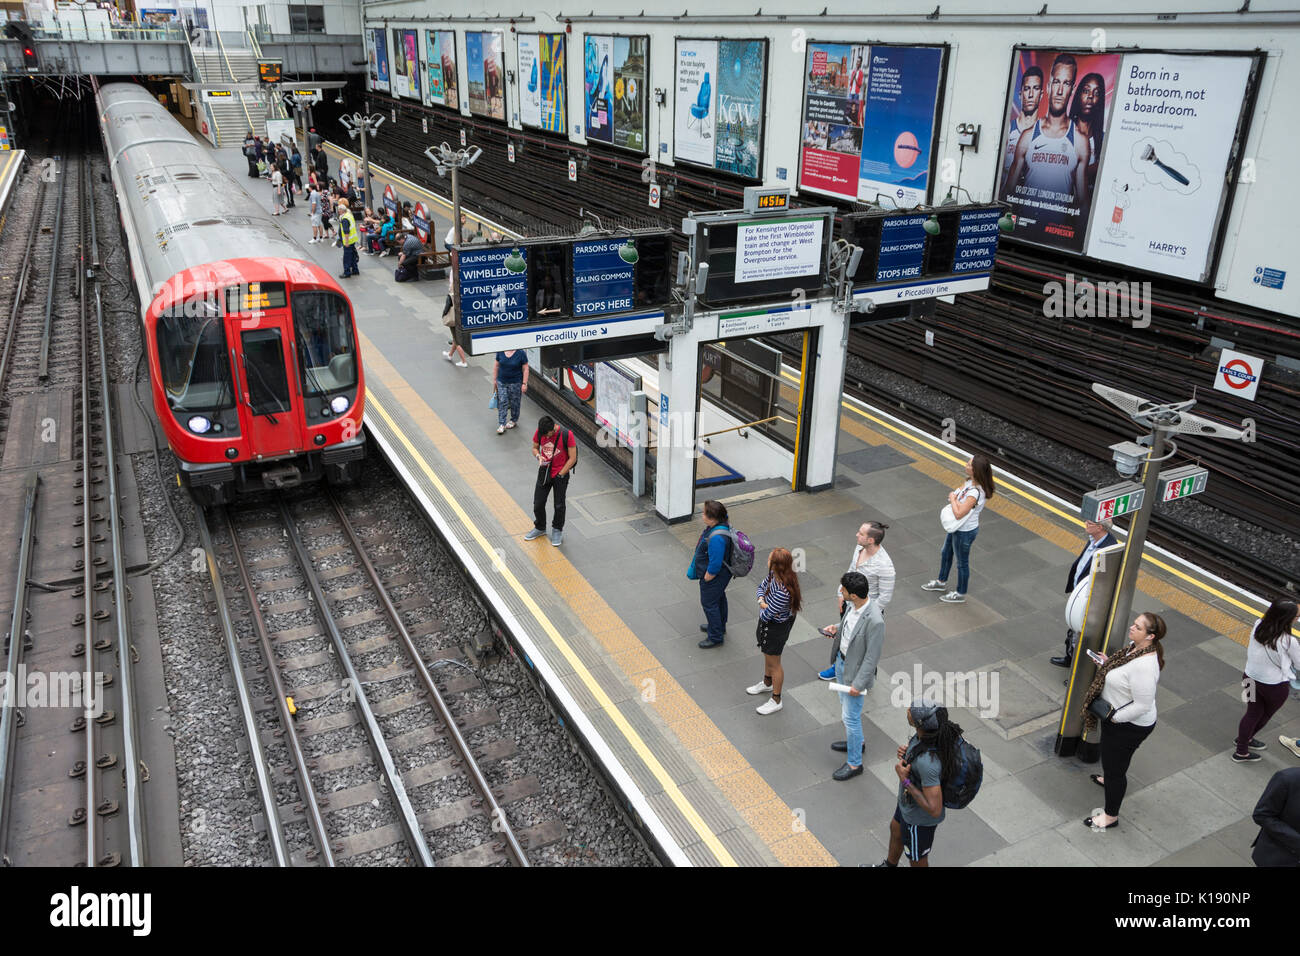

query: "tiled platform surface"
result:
(211, 140), (1295, 866)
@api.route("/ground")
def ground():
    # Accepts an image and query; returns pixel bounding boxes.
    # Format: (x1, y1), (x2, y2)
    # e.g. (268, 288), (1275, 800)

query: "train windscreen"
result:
(241, 329), (293, 415)
(155, 314), (235, 410)
(292, 291), (357, 395)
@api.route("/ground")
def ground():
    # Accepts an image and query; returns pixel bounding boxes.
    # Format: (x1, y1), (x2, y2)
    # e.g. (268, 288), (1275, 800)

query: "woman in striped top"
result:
(747, 548), (803, 716)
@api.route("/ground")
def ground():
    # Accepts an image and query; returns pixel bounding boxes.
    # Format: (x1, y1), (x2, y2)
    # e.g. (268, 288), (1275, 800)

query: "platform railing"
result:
(699, 415), (798, 440)
(213, 29), (257, 136)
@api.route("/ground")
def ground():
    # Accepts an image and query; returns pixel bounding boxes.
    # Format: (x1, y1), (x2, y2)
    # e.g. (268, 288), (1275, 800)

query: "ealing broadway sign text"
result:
(952, 208), (1001, 273)
(572, 239), (636, 317)
(458, 247), (529, 330)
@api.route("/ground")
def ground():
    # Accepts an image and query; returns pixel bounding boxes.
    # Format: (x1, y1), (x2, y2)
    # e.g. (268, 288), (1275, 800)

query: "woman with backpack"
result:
(746, 548), (802, 715)
(1232, 599), (1300, 763)
(921, 453), (996, 604)
(687, 500), (734, 649)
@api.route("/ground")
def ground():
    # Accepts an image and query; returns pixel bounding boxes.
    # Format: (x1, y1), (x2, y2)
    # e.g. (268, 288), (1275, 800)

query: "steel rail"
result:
(0, 175), (48, 395)
(0, 472), (40, 860)
(276, 496), (436, 867)
(93, 212), (146, 867)
(37, 137), (69, 383)
(193, 506), (292, 866)
(327, 487), (530, 866)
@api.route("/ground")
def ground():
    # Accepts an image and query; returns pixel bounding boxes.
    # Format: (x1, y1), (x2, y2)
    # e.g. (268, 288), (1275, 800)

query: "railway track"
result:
(196, 487), (558, 866)
(769, 333), (1294, 597)
(0, 119), (147, 866)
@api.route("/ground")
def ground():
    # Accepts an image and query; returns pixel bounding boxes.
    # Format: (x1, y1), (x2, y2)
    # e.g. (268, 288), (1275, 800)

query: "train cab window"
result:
(155, 313), (235, 411)
(291, 291), (357, 394)
(241, 329), (293, 415)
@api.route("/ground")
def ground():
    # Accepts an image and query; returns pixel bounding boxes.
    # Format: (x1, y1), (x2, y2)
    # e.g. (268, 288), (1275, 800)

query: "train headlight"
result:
(187, 415), (212, 434)
(314, 434), (327, 445)
(330, 396), (350, 414)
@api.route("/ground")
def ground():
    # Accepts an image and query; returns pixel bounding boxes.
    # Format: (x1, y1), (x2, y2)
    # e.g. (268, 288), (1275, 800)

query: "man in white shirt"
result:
(819, 522), (895, 680)
(1053, 518), (1116, 667)
(823, 572), (885, 781)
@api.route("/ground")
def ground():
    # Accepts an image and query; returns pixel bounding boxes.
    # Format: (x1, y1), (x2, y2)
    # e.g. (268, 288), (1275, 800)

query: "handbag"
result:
(940, 504), (962, 533)
(488, 391), (498, 410)
(1087, 697), (1114, 721)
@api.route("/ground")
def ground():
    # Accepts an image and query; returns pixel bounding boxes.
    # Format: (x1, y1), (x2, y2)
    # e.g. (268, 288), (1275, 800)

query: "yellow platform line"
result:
(786, 368), (1272, 640)
(357, 331), (834, 866)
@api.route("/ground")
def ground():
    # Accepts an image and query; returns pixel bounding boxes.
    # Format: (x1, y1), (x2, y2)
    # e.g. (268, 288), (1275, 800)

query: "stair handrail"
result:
(214, 28), (256, 136)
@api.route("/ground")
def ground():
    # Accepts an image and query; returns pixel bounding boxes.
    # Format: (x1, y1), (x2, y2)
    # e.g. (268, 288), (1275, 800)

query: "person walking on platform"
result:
(1250, 767), (1300, 866)
(687, 500), (734, 649)
(441, 219), (470, 368)
(1233, 600), (1300, 763)
(747, 548), (802, 714)
(825, 571), (884, 780)
(307, 184), (323, 243)
(875, 702), (957, 867)
(525, 416), (576, 548)
(1081, 612), (1167, 830)
(1053, 518), (1117, 667)
(492, 350), (528, 434)
(921, 454), (996, 604)
(336, 201), (360, 278)
(270, 166), (287, 215)
(819, 521), (895, 680)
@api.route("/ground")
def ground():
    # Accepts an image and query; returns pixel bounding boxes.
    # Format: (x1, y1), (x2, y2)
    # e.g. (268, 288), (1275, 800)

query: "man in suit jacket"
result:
(1252, 767), (1300, 866)
(1053, 518), (1117, 667)
(821, 571), (885, 781)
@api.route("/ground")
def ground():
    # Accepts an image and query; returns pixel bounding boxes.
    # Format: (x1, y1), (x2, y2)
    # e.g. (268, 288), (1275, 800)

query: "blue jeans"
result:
(342, 243), (359, 276)
(699, 570), (731, 643)
(938, 528), (979, 595)
(836, 657), (864, 766)
(496, 382), (522, 426)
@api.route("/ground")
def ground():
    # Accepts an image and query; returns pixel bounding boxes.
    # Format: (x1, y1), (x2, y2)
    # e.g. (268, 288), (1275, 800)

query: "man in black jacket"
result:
(1252, 767), (1300, 866)
(1052, 518), (1117, 667)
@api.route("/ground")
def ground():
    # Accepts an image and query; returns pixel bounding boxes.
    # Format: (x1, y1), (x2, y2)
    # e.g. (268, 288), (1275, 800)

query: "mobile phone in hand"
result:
(1086, 649), (1106, 665)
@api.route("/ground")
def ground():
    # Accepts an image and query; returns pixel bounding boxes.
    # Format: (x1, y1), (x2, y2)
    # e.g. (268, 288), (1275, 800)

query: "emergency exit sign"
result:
(1081, 481), (1146, 523)
(1158, 465), (1208, 502)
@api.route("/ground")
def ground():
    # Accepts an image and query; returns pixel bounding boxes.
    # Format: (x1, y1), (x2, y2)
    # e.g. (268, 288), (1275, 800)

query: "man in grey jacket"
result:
(823, 571), (885, 781)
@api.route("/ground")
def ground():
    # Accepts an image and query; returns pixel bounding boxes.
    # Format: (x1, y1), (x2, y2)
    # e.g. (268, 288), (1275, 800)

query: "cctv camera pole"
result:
(1103, 425), (1168, 652)
(423, 143), (482, 246)
(339, 113), (384, 211)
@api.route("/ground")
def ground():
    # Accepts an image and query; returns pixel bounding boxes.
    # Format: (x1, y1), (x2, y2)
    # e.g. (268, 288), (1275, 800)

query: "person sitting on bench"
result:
(395, 232), (424, 282)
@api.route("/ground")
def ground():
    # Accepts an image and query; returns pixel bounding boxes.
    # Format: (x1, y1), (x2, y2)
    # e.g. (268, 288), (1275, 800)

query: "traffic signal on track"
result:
(5, 21), (39, 71)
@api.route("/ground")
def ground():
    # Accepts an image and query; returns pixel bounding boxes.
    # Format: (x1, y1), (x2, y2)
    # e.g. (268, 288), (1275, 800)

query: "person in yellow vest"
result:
(337, 201), (360, 278)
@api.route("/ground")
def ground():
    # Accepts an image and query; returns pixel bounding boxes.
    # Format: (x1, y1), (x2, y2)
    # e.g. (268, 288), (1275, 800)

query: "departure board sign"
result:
(875, 215), (928, 282)
(735, 217), (824, 284)
(458, 248), (530, 330)
(953, 208), (1002, 273)
(572, 239), (637, 316)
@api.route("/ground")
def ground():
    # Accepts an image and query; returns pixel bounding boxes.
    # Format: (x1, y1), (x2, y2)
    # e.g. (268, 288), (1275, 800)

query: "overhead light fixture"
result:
(998, 212), (1016, 233)
(503, 248), (527, 274)
(923, 215), (941, 236)
(619, 239), (639, 265)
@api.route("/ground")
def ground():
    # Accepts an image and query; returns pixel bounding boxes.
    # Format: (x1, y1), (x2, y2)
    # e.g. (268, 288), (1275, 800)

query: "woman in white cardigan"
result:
(1081, 612), (1167, 830)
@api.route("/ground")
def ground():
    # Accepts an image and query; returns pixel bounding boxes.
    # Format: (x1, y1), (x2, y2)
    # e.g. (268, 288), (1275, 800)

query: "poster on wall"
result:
(674, 39), (766, 175)
(519, 34), (541, 127)
(996, 48), (1120, 252)
(425, 30), (457, 109)
(389, 28), (418, 100)
(368, 28), (389, 93)
(714, 40), (765, 177)
(613, 36), (647, 152)
(1082, 53), (1254, 282)
(798, 43), (944, 205)
(584, 34), (614, 143)
(856, 46), (944, 206)
(466, 31), (505, 120)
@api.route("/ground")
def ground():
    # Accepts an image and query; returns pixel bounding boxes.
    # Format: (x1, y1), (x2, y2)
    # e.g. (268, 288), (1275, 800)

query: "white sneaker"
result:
(442, 351), (454, 363)
(455, 360), (468, 368)
(940, 591), (966, 603)
(921, 580), (948, 591)
(746, 681), (771, 696)
(1281, 735), (1300, 759)
(756, 698), (783, 715)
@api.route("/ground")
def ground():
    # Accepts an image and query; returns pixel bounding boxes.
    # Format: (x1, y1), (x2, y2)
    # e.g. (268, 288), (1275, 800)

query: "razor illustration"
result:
(1140, 144), (1190, 185)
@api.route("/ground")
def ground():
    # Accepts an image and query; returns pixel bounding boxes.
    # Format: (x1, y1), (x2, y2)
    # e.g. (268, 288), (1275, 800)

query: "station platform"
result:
(0, 149), (27, 224)
(208, 140), (1293, 866)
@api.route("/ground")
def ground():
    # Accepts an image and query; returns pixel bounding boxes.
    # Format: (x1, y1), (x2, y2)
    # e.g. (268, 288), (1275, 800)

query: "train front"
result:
(148, 258), (366, 505)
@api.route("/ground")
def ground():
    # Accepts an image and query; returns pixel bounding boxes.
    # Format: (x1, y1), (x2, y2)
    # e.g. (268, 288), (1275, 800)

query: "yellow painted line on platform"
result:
(783, 365), (1263, 642)
(356, 332), (837, 865)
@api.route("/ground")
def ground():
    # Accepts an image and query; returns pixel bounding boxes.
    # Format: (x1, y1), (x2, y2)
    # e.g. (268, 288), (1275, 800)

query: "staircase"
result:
(191, 45), (262, 146)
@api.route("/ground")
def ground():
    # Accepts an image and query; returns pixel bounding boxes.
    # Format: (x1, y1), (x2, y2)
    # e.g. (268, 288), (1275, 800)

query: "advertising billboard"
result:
(520, 33), (566, 133)
(466, 31), (505, 120)
(674, 38), (766, 177)
(584, 34), (614, 143)
(368, 28), (389, 93)
(425, 30), (457, 110)
(798, 43), (945, 205)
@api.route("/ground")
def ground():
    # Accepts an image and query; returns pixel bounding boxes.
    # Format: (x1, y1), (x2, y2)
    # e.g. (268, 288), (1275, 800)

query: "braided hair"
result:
(909, 703), (964, 786)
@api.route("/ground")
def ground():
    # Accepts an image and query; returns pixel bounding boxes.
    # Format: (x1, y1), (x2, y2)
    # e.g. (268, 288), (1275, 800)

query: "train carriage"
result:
(96, 81), (365, 505)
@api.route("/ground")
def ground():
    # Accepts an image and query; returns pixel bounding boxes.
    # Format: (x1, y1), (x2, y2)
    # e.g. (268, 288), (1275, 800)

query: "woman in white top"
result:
(1233, 599), (1300, 762)
(1081, 612), (1167, 830)
(270, 167), (286, 215)
(921, 454), (995, 604)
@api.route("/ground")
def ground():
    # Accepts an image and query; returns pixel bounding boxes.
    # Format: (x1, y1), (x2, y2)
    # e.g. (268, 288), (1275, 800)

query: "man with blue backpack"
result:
(687, 500), (753, 649)
(876, 700), (982, 867)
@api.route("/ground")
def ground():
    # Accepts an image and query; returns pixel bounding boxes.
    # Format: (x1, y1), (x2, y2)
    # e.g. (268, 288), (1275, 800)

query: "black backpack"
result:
(914, 737), (983, 809)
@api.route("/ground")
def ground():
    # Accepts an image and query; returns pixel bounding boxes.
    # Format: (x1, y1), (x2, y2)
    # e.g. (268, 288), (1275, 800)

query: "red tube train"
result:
(96, 81), (365, 505)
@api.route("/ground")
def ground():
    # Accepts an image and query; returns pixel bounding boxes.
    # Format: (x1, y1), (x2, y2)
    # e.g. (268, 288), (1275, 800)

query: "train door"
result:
(235, 322), (307, 459)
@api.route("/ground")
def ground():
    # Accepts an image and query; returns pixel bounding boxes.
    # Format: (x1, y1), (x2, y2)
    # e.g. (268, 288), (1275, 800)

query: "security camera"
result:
(335, 94), (345, 105)
(1109, 440), (1147, 478)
